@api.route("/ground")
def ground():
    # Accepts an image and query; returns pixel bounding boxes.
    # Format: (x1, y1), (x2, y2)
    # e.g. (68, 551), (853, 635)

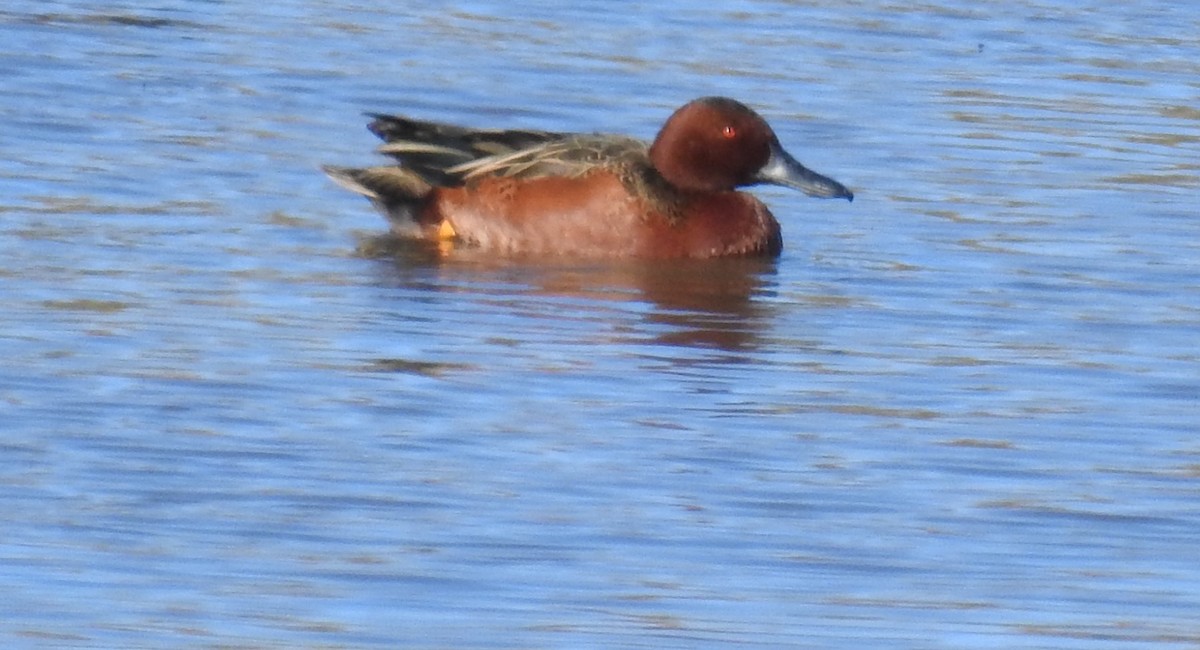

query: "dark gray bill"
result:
(754, 141), (854, 201)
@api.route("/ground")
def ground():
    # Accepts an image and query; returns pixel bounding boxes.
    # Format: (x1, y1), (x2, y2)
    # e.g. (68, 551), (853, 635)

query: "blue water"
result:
(2, 1), (1198, 648)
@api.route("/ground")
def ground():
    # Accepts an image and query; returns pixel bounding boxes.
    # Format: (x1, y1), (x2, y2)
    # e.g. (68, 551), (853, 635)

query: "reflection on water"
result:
(362, 234), (781, 351)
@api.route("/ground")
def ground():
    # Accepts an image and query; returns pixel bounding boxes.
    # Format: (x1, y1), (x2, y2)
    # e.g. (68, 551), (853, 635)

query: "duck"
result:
(323, 96), (852, 257)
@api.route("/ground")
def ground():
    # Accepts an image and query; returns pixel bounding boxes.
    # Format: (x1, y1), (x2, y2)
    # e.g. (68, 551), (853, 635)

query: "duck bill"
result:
(755, 142), (854, 201)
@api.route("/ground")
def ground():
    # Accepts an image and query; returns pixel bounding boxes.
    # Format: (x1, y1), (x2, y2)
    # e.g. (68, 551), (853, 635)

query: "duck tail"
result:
(322, 165), (434, 235)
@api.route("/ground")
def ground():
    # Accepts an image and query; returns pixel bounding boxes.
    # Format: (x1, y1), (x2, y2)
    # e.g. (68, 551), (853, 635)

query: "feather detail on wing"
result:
(447, 135), (649, 181)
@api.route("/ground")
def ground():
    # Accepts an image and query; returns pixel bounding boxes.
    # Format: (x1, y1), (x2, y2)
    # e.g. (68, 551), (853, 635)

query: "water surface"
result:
(1, 1), (1198, 648)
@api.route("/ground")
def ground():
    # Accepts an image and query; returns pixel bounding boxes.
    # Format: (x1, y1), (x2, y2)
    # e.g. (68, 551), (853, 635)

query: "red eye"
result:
(721, 125), (737, 139)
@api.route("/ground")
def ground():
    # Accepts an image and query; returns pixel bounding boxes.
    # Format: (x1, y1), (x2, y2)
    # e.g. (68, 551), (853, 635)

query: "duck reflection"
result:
(360, 235), (779, 352)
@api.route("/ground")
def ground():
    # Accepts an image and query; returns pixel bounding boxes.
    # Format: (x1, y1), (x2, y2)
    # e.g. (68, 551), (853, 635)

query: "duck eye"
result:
(721, 125), (737, 139)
